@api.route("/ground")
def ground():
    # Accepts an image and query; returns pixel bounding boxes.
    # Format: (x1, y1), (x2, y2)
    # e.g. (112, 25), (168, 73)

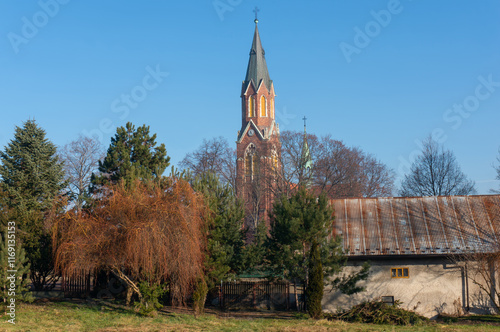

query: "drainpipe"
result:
(465, 263), (470, 312)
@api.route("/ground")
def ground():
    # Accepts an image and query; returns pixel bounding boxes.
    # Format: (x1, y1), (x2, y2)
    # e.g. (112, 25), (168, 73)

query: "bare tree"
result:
(59, 135), (104, 211)
(491, 148), (500, 194)
(399, 137), (476, 197)
(179, 137), (236, 189)
(361, 152), (395, 197)
(453, 251), (500, 313)
(277, 131), (394, 199)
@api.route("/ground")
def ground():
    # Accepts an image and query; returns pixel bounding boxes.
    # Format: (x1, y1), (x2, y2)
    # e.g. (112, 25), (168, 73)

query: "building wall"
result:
(323, 258), (495, 318)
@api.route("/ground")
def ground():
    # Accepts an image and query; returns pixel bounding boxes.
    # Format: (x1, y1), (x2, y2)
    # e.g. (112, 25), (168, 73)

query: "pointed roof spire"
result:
(301, 116), (313, 187)
(244, 10), (272, 91)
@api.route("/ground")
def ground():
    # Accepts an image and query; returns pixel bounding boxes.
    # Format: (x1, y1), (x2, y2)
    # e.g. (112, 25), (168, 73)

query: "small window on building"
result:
(391, 267), (409, 278)
(381, 296), (394, 305)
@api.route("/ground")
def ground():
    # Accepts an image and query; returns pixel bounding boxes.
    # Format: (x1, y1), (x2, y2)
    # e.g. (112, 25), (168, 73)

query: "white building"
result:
(324, 195), (500, 318)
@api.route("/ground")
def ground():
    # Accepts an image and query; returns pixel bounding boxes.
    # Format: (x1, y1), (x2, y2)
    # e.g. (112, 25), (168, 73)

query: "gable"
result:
(330, 195), (500, 257)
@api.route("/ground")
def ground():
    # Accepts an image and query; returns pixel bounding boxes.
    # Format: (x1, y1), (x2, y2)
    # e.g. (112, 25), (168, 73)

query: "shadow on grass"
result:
(439, 314), (500, 325)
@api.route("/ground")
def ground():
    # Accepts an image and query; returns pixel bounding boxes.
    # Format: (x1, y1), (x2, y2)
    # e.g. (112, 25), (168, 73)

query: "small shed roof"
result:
(330, 195), (500, 256)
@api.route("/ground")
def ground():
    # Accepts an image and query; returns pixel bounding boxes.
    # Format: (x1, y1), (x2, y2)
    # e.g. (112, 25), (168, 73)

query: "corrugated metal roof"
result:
(330, 195), (500, 256)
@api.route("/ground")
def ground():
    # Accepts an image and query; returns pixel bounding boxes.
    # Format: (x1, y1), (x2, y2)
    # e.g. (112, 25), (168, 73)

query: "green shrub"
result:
(192, 276), (208, 316)
(134, 281), (166, 316)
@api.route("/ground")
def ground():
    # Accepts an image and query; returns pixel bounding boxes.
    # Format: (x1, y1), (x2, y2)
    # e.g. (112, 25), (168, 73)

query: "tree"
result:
(277, 131), (394, 198)
(189, 172), (246, 292)
(306, 241), (323, 319)
(0, 229), (33, 304)
(59, 135), (104, 211)
(0, 120), (66, 290)
(399, 137), (476, 197)
(492, 148), (500, 194)
(453, 251), (500, 313)
(54, 178), (207, 308)
(267, 187), (369, 313)
(91, 122), (170, 188)
(180, 137), (236, 189)
(0, 120), (65, 212)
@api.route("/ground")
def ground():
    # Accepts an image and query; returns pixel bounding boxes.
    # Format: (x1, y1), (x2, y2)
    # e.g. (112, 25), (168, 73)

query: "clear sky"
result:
(1, 0), (499, 194)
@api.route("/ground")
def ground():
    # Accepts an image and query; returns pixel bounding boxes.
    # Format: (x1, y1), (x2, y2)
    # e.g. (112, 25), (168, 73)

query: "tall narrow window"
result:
(271, 148), (278, 172)
(245, 155), (252, 176)
(271, 99), (274, 118)
(260, 96), (267, 117)
(245, 144), (257, 178)
(248, 96), (255, 117)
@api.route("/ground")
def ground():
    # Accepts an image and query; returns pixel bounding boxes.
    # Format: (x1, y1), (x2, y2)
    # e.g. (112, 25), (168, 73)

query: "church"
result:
(235, 17), (500, 318)
(235, 16), (280, 233)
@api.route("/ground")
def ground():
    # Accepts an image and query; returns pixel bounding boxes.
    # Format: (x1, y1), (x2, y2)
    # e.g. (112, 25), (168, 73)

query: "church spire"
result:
(301, 116), (313, 186)
(244, 14), (272, 91)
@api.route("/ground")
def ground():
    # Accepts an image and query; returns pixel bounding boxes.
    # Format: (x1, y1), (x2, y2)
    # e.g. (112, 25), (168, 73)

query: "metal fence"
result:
(220, 281), (297, 310)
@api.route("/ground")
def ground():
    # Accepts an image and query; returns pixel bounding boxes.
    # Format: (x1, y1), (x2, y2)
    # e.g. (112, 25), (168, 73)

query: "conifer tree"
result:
(0, 120), (65, 212)
(189, 172), (246, 289)
(267, 187), (369, 311)
(0, 230), (33, 304)
(91, 122), (170, 188)
(306, 241), (323, 319)
(0, 120), (65, 290)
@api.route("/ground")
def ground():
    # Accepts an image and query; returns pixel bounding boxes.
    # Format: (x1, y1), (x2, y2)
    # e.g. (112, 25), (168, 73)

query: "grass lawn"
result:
(1, 301), (500, 332)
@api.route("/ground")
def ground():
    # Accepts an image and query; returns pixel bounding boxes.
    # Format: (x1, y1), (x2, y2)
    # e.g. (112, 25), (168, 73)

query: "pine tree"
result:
(0, 230), (34, 304)
(0, 120), (65, 290)
(267, 187), (370, 311)
(92, 122), (170, 188)
(306, 241), (323, 319)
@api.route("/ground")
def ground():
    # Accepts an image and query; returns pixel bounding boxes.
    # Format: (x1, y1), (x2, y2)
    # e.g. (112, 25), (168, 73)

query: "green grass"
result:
(1, 302), (500, 331)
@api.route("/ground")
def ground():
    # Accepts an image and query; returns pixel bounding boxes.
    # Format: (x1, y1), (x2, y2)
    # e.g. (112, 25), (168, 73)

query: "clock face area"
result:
(248, 129), (255, 137)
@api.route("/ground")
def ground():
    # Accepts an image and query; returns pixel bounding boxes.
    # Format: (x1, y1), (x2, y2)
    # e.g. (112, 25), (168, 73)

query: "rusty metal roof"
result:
(330, 195), (500, 256)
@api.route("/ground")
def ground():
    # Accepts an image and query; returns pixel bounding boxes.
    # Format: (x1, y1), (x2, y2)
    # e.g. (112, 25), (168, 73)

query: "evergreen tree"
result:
(0, 120), (65, 212)
(190, 172), (246, 288)
(92, 122), (170, 188)
(306, 241), (323, 319)
(267, 187), (369, 311)
(0, 230), (33, 304)
(0, 120), (65, 290)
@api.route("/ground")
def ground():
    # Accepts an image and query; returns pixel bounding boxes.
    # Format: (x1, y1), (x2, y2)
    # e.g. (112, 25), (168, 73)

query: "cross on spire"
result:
(253, 7), (260, 23)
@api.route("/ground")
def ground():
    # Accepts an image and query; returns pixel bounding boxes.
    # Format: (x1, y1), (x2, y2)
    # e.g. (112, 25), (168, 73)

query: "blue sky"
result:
(1, 0), (499, 194)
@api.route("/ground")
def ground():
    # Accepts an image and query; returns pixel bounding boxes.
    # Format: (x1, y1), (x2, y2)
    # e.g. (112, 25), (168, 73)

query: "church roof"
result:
(330, 195), (500, 257)
(244, 22), (272, 92)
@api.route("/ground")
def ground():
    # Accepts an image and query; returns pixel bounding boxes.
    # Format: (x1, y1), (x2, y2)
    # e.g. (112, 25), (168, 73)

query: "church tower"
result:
(236, 17), (281, 233)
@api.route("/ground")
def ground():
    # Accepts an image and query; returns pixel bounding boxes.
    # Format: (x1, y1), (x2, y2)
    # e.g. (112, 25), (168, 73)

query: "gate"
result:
(62, 271), (93, 298)
(220, 281), (291, 310)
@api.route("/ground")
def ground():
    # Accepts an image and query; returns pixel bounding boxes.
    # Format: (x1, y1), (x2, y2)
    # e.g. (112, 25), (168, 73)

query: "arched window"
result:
(245, 144), (257, 178)
(248, 96), (255, 117)
(260, 96), (267, 117)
